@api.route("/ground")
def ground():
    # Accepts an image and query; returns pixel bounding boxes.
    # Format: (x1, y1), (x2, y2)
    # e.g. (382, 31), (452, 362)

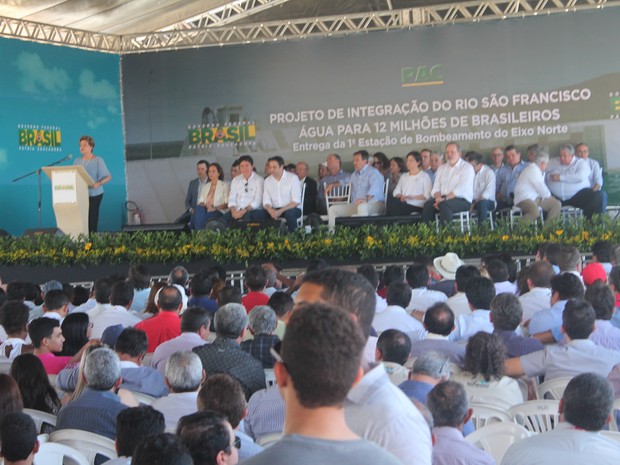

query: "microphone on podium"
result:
(62, 154), (73, 162)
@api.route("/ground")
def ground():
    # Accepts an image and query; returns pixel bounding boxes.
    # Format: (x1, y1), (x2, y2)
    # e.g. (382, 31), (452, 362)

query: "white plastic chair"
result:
(130, 391), (156, 405)
(49, 429), (117, 465)
(469, 402), (512, 430)
(320, 183), (351, 222)
(501, 206), (544, 229)
(23, 408), (57, 434)
(264, 368), (277, 387)
(296, 182), (307, 229)
(465, 421), (531, 464)
(369, 178), (389, 214)
(508, 400), (560, 433)
(36, 442), (90, 465)
(256, 432), (283, 448)
(536, 376), (573, 400)
(435, 210), (471, 234)
(560, 206), (583, 221)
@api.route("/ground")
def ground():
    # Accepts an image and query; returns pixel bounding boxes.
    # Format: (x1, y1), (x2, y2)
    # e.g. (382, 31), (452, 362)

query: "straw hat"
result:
(433, 252), (465, 280)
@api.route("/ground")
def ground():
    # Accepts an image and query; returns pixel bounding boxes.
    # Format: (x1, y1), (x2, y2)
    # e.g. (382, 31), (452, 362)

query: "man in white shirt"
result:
(514, 152), (561, 223)
(576, 142), (607, 211)
(225, 154), (267, 224)
(263, 156), (302, 232)
(519, 261), (554, 324)
(151, 307), (211, 375)
(501, 373), (620, 465)
(547, 143), (604, 218)
(151, 350), (205, 431)
(373, 282), (425, 342)
(91, 281), (141, 340)
(465, 151), (496, 226)
(40, 289), (69, 322)
(422, 142), (475, 224)
(450, 277), (495, 342)
(446, 265), (481, 320)
(405, 263), (447, 318)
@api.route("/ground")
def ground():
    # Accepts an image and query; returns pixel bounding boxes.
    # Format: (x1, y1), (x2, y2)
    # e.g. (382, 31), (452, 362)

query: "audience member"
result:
(177, 411), (240, 465)
(485, 259), (517, 294)
(374, 282), (424, 340)
(529, 273), (584, 335)
(240, 306), (280, 369)
(0, 301), (33, 360)
(29, 317), (87, 374)
(55, 347), (128, 440)
(0, 412), (38, 465)
(41, 289), (69, 322)
(242, 265), (270, 313)
(410, 303), (465, 367)
(502, 373), (620, 464)
(375, 329), (412, 385)
(518, 261), (554, 324)
(197, 373), (263, 460)
(58, 312), (91, 356)
(0, 374), (24, 426)
(445, 265), (480, 319)
(193, 303), (266, 399)
(91, 281), (141, 339)
(405, 263), (447, 317)
(242, 302), (402, 465)
(151, 350), (205, 431)
(151, 306), (211, 375)
(450, 277), (495, 342)
(131, 433), (193, 465)
(114, 327), (168, 397)
(188, 268), (219, 316)
(427, 381), (495, 465)
(490, 293), (543, 357)
(296, 268), (432, 465)
(127, 264), (151, 313)
(135, 286), (183, 353)
(399, 351), (450, 403)
(103, 406), (166, 465)
(10, 353), (62, 417)
(452, 332), (524, 409)
(507, 299), (620, 380)
(267, 291), (292, 340)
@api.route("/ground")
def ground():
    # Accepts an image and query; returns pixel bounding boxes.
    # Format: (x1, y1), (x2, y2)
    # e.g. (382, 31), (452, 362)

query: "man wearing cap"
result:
(430, 253), (465, 298)
(422, 142), (475, 224)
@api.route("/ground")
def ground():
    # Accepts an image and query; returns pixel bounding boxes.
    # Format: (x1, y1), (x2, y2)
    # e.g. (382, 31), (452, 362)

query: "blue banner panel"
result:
(0, 38), (126, 235)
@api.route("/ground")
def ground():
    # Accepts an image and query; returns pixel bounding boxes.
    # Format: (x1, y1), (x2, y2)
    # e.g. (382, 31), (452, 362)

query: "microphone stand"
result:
(12, 154), (73, 229)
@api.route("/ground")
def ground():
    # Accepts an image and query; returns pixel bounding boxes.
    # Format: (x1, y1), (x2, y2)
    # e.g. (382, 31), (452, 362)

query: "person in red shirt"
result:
(136, 286), (183, 353)
(241, 265), (269, 314)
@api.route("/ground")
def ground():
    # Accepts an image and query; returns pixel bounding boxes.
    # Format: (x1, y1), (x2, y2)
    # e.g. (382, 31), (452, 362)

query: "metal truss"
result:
(162, 0), (294, 30)
(0, 16), (120, 53)
(121, 0), (620, 52)
(1, 0), (619, 53)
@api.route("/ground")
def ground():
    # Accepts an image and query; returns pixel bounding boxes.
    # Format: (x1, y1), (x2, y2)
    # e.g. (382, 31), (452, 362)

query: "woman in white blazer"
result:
(193, 163), (230, 228)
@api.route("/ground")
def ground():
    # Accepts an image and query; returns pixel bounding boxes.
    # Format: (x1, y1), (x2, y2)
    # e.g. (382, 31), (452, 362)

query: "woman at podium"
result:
(74, 135), (111, 233)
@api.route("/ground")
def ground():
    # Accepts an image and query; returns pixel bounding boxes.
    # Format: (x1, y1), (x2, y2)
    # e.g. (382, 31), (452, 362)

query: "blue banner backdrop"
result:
(0, 38), (126, 235)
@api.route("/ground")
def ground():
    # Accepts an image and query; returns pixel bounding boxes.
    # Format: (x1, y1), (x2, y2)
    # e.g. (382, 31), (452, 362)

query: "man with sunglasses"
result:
(225, 155), (267, 224)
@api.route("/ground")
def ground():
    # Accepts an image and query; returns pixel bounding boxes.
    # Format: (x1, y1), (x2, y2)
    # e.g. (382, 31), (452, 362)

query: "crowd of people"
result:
(1, 242), (620, 464)
(183, 141), (607, 232)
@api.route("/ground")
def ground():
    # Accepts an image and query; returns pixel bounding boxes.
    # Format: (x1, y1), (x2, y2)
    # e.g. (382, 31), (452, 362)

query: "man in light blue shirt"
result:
(326, 150), (385, 229)
(529, 273), (584, 337)
(318, 153), (349, 214)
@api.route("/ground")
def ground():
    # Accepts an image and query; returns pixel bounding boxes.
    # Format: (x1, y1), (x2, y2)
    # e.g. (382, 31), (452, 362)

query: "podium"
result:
(43, 166), (94, 238)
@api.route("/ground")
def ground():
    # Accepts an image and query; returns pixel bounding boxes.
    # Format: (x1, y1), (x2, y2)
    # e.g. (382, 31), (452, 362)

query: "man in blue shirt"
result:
(326, 150), (385, 230)
(317, 153), (349, 214)
(495, 145), (527, 211)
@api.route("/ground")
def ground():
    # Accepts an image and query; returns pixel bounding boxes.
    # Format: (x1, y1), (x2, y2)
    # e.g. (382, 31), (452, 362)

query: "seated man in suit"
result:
(185, 160), (209, 229)
(296, 161), (317, 215)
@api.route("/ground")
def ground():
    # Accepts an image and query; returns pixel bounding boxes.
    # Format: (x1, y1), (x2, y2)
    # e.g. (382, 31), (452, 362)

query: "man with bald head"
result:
(295, 161), (317, 215)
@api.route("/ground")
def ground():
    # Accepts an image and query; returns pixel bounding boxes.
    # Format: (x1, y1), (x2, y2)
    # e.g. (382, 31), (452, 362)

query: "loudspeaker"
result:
(24, 228), (64, 237)
(122, 223), (189, 233)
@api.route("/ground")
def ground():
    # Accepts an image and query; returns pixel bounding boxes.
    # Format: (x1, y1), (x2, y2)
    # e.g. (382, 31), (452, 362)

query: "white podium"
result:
(43, 166), (94, 238)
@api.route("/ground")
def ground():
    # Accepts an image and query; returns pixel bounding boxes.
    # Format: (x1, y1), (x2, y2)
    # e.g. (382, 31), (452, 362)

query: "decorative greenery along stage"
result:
(0, 218), (615, 267)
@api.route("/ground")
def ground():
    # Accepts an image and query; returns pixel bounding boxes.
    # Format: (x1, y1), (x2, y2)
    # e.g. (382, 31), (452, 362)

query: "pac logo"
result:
(18, 124), (62, 151)
(188, 123), (256, 148)
(401, 65), (444, 87)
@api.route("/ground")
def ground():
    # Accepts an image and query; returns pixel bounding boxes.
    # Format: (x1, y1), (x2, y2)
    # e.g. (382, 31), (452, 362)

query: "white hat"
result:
(433, 252), (465, 280)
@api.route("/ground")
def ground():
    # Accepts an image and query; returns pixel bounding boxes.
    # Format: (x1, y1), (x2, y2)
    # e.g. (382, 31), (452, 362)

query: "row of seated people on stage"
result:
(185, 141), (606, 232)
(2, 248), (620, 464)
